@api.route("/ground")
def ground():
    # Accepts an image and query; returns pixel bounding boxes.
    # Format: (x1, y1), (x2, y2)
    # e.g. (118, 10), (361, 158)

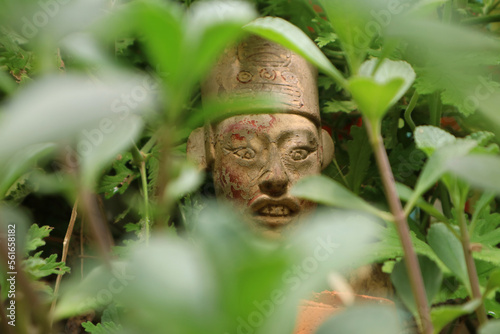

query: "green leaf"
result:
(431, 299), (482, 334)
(348, 59), (415, 121)
(391, 256), (442, 318)
(446, 155), (500, 195)
(323, 100), (357, 113)
(185, 1), (257, 90)
(316, 305), (400, 334)
(485, 270), (500, 297)
(406, 141), (477, 213)
(80, 115), (144, 187)
(23, 252), (69, 279)
(366, 223), (449, 273)
(427, 223), (469, 290)
(291, 175), (391, 220)
(318, 0), (393, 73)
(25, 224), (52, 255)
(0, 73), (155, 162)
(97, 153), (137, 199)
(0, 143), (56, 199)
(166, 163), (204, 201)
(243, 16), (346, 87)
(396, 183), (448, 222)
(480, 319), (500, 333)
(473, 247), (500, 267)
(414, 126), (456, 157)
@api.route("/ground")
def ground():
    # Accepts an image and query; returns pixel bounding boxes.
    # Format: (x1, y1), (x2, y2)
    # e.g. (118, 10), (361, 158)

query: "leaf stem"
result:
(365, 118), (433, 334)
(457, 204), (488, 325)
(404, 90), (419, 131)
(429, 92), (442, 127)
(49, 199), (78, 327)
(462, 14), (500, 25)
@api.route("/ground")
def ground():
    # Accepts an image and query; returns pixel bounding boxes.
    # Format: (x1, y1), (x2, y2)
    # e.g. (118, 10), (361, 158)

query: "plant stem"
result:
(429, 92), (442, 127)
(140, 159), (151, 245)
(462, 14), (500, 25)
(404, 90), (419, 131)
(49, 199), (78, 327)
(457, 206), (488, 325)
(365, 118), (433, 334)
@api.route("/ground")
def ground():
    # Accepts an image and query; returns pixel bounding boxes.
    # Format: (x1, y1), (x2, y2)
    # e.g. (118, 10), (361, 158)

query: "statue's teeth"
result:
(260, 205), (291, 217)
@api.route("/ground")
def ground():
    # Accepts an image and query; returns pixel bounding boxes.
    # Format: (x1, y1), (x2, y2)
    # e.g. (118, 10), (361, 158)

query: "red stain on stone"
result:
(232, 133), (245, 140)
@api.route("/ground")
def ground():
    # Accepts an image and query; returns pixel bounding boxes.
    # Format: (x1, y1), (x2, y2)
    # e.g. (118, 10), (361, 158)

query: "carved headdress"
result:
(201, 36), (321, 126)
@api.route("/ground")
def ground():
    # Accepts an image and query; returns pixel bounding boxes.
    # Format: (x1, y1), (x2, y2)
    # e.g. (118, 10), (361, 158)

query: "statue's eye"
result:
(290, 149), (309, 161)
(234, 148), (256, 160)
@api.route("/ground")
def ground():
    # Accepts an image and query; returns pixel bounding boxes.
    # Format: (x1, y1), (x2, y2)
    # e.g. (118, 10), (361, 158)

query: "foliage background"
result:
(1, 0), (500, 333)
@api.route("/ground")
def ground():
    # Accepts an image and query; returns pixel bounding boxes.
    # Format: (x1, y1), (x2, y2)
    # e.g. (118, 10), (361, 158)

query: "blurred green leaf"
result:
(396, 183), (448, 222)
(0, 143), (56, 199)
(480, 319), (500, 333)
(391, 255), (442, 318)
(406, 141), (477, 213)
(316, 305), (401, 334)
(319, 0), (394, 73)
(349, 59), (415, 122)
(166, 163), (204, 201)
(244, 16), (346, 87)
(431, 299), (482, 334)
(0, 73), (155, 160)
(427, 223), (469, 290)
(446, 155), (500, 195)
(485, 270), (500, 297)
(414, 126), (456, 157)
(80, 115), (144, 187)
(291, 175), (391, 220)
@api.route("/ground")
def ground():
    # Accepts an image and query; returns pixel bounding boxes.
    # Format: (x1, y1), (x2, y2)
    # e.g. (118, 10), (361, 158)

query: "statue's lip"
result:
(249, 197), (301, 219)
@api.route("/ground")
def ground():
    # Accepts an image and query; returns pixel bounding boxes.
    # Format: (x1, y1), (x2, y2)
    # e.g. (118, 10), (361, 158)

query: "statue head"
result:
(188, 36), (334, 236)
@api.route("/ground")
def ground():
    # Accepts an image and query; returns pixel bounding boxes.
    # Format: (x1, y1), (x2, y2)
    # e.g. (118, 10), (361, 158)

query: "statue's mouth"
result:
(249, 197), (301, 225)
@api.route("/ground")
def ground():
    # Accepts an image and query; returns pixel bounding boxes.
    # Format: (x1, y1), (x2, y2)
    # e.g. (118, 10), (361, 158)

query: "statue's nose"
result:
(258, 153), (289, 197)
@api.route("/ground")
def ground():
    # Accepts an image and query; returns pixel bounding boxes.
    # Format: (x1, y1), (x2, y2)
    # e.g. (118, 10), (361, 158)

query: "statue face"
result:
(212, 113), (321, 235)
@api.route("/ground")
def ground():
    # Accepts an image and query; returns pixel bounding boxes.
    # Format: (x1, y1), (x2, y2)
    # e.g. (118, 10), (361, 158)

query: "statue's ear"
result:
(321, 128), (334, 170)
(187, 127), (214, 170)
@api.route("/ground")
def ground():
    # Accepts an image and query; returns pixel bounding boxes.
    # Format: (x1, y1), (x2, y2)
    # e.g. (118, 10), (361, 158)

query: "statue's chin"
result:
(246, 211), (306, 239)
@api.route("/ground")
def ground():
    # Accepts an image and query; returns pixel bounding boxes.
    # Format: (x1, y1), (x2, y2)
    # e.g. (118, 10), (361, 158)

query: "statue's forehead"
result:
(215, 113), (318, 138)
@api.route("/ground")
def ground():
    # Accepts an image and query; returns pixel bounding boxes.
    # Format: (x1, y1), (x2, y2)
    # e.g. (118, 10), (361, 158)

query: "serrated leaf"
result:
(431, 299), (482, 334)
(323, 100), (357, 113)
(24, 252), (69, 279)
(291, 175), (390, 220)
(427, 223), (469, 290)
(25, 224), (52, 254)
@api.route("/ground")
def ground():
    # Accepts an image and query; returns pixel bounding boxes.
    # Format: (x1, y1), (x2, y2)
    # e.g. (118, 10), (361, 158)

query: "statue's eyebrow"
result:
(276, 129), (318, 145)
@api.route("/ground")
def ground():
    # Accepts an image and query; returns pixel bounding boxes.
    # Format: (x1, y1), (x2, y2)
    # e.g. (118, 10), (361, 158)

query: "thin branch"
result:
(458, 208), (488, 324)
(365, 118), (433, 334)
(49, 199), (78, 327)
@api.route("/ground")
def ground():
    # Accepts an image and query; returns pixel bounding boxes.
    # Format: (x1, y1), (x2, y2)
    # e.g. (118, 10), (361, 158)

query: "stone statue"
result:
(187, 35), (395, 333)
(187, 36), (334, 237)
